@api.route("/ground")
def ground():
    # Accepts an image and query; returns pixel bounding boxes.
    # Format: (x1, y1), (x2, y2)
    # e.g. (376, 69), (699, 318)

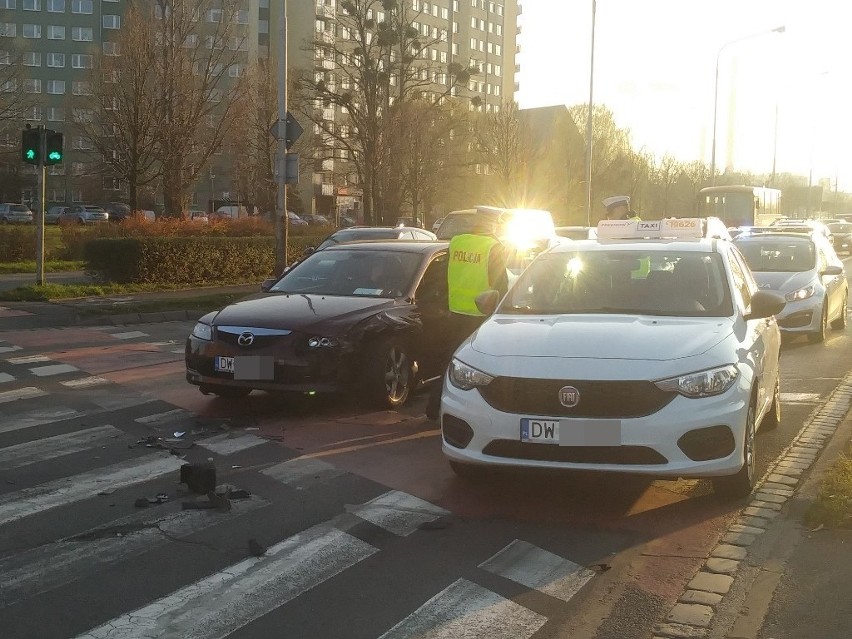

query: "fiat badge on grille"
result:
(559, 385), (580, 408)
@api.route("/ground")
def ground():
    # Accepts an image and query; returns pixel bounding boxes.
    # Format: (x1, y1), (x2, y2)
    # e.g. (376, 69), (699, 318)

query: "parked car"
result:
(827, 221), (852, 255)
(735, 232), (847, 343)
(60, 205), (109, 224)
(340, 215), (358, 228)
(311, 226), (437, 253)
(45, 205), (68, 225)
(441, 217), (786, 498)
(396, 216), (424, 229)
(431, 218), (444, 233)
(301, 214), (332, 226)
(555, 226), (597, 240)
(0, 203), (33, 224)
(287, 211), (308, 227)
(102, 202), (132, 223)
(186, 241), (453, 407)
(188, 210), (209, 224)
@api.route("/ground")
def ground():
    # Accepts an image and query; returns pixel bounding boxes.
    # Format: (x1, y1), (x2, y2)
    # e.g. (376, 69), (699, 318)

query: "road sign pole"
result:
(36, 125), (46, 287)
(274, 0), (289, 273)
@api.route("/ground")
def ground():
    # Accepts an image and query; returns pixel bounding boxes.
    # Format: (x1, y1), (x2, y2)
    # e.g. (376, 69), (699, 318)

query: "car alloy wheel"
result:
(809, 304), (828, 343)
(831, 294), (848, 330)
(713, 400), (756, 499)
(367, 339), (412, 408)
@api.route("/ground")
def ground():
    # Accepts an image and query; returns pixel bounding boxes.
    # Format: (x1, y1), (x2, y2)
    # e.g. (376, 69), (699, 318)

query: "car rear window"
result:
(735, 239), (816, 273)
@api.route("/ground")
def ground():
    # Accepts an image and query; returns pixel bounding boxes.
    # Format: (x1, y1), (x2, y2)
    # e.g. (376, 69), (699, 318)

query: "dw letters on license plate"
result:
(520, 418), (559, 444)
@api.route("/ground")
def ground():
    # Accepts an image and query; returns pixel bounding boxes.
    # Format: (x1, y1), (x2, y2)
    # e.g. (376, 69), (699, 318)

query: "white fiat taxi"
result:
(441, 218), (786, 498)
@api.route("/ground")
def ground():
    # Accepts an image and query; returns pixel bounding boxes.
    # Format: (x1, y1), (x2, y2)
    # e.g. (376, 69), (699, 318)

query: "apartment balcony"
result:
(321, 183), (335, 196)
(319, 31), (335, 45)
(322, 108), (335, 121)
(316, 5), (335, 19)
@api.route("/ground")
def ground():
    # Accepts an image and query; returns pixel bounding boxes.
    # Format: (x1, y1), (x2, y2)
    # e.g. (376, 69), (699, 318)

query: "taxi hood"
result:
(470, 314), (733, 361)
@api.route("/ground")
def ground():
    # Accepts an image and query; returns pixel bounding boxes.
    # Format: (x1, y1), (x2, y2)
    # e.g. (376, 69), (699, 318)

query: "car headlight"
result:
(191, 322), (213, 341)
(655, 364), (739, 398)
(449, 359), (494, 390)
(785, 285), (816, 302)
(307, 336), (339, 348)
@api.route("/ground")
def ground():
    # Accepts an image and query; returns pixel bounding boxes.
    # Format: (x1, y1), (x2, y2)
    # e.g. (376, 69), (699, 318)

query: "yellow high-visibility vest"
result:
(448, 234), (500, 316)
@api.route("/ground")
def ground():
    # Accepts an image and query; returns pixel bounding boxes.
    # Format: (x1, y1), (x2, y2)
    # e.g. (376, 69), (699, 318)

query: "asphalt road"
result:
(0, 270), (93, 292)
(1, 267), (851, 639)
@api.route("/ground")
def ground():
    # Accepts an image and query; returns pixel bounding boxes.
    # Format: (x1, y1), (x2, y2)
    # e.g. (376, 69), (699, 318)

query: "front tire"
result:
(831, 294), (848, 330)
(761, 377), (781, 431)
(808, 304), (828, 343)
(713, 400), (757, 499)
(366, 339), (413, 408)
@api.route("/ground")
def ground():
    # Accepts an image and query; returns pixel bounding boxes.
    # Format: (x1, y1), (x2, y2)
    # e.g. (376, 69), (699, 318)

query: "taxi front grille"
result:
(482, 441), (667, 465)
(478, 378), (676, 418)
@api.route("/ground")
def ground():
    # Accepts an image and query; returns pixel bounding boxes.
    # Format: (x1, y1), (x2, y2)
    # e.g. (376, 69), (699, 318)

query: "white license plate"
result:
(215, 356), (234, 373)
(520, 418), (622, 446)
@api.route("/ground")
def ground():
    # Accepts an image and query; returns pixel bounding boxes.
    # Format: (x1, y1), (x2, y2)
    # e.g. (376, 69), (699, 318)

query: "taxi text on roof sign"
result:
(596, 218), (707, 240)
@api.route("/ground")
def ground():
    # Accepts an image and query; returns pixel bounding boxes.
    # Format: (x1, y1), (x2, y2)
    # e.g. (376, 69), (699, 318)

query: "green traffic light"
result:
(25, 149), (35, 160)
(48, 151), (61, 161)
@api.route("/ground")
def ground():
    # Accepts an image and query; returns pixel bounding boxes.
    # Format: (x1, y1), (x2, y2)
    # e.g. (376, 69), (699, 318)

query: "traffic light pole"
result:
(274, 0), (289, 273)
(36, 125), (46, 287)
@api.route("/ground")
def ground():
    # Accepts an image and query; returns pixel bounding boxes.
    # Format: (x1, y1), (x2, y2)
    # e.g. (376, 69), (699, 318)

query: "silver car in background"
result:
(60, 205), (109, 224)
(0, 203), (33, 224)
(735, 232), (847, 343)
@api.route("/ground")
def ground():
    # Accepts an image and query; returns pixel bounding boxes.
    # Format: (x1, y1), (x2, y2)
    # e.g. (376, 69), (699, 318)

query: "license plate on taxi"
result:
(214, 356), (274, 380)
(520, 418), (621, 446)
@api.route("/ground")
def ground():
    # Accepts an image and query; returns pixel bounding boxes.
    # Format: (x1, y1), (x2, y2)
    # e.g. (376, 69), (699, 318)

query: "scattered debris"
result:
(97, 488), (116, 496)
(206, 491), (231, 513)
(231, 465), (241, 469)
(811, 523), (825, 533)
(173, 431), (186, 438)
(181, 500), (215, 511)
(180, 462), (216, 494)
(230, 489), (251, 500)
(588, 563), (612, 573)
(245, 427), (259, 431)
(135, 494), (169, 507)
(248, 538), (266, 557)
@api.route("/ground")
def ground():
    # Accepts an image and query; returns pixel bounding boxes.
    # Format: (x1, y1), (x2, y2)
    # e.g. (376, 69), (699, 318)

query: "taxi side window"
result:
(416, 254), (448, 304)
(728, 248), (753, 310)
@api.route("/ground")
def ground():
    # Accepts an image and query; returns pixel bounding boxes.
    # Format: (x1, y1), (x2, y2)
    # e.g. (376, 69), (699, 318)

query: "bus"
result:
(698, 186), (782, 228)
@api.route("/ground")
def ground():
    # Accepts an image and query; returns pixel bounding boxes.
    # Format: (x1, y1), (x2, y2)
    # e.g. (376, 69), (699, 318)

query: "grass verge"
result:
(806, 444), (852, 529)
(0, 261), (86, 274)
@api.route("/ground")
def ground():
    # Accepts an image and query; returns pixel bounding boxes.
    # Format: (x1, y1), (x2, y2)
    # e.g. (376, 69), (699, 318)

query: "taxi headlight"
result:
(191, 322), (213, 341)
(655, 364), (739, 398)
(785, 285), (816, 302)
(449, 359), (494, 391)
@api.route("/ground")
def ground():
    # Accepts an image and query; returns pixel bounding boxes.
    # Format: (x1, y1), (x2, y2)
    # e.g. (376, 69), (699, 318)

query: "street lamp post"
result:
(710, 25), (784, 185)
(584, 0), (597, 226)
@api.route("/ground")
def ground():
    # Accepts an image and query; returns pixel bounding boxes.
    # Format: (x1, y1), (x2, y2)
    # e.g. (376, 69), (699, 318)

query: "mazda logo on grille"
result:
(559, 385), (580, 408)
(237, 331), (255, 346)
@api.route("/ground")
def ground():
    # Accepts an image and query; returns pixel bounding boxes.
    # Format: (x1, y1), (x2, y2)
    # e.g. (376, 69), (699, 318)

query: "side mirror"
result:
(260, 278), (277, 293)
(474, 289), (501, 316)
(745, 290), (786, 321)
(821, 265), (843, 276)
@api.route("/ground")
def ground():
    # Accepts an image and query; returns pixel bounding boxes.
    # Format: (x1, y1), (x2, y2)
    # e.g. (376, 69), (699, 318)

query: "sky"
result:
(515, 0), (852, 191)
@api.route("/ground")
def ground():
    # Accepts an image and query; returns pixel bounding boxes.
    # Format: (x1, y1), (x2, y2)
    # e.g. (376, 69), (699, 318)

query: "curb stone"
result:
(75, 309), (205, 327)
(653, 372), (852, 639)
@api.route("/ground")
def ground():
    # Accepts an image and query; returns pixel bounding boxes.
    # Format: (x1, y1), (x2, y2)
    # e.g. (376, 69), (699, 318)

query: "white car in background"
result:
(441, 218), (786, 498)
(0, 203), (33, 224)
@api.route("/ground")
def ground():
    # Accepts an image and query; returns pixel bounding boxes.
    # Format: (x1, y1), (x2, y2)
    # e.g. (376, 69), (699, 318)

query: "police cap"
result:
(602, 195), (630, 211)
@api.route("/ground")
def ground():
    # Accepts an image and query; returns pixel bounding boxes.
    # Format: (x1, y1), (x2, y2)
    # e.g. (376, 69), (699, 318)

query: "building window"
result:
(48, 189), (65, 202)
(47, 106), (64, 121)
(23, 0), (40, 10)
(235, 9), (248, 24)
(103, 41), (120, 55)
(25, 106), (42, 120)
(72, 80), (91, 95)
(23, 24), (42, 38)
(0, 0), (16, 9)
(47, 0), (63, 11)
(71, 0), (92, 13)
(48, 165), (65, 176)
(47, 79), (65, 94)
(496, 23), (502, 36)
(47, 52), (64, 67)
(207, 8), (223, 22)
(71, 189), (83, 203)
(24, 78), (42, 93)
(103, 15), (120, 29)
(72, 136), (92, 150)
(0, 23), (14, 37)
(23, 52), (41, 66)
(47, 25), (65, 39)
(258, 20), (268, 34)
(0, 79), (16, 92)
(72, 26), (92, 41)
(71, 54), (93, 68)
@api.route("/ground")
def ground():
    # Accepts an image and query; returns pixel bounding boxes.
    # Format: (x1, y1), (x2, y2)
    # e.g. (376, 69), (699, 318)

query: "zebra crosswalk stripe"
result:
(348, 490), (450, 536)
(0, 454), (184, 527)
(0, 386), (48, 404)
(76, 524), (379, 639)
(0, 425), (125, 471)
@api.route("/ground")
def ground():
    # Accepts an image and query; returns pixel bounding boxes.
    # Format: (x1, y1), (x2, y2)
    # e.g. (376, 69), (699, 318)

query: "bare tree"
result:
(150, 0), (247, 216)
(652, 154), (683, 216)
(0, 46), (29, 123)
(73, 5), (160, 210)
(682, 160), (711, 212)
(298, 0), (475, 225)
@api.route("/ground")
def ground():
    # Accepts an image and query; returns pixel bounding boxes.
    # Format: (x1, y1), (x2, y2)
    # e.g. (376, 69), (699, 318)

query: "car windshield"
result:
(10, 205), (29, 212)
(828, 223), (852, 233)
(556, 228), (591, 240)
(317, 229), (399, 250)
(736, 239), (817, 273)
(84, 206), (105, 212)
(435, 213), (497, 239)
(270, 249), (422, 298)
(501, 250), (733, 317)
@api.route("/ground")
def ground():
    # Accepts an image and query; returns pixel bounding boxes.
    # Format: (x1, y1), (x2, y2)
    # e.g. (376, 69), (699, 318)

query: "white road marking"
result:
(110, 331), (149, 340)
(377, 578), (547, 639)
(0, 407), (82, 434)
(0, 387), (48, 405)
(134, 409), (192, 425)
(0, 454), (184, 527)
(171, 348), (185, 354)
(196, 432), (268, 455)
(478, 539), (597, 603)
(7, 355), (50, 365)
(76, 524), (378, 639)
(0, 345), (22, 354)
(0, 425), (125, 471)
(29, 364), (80, 377)
(262, 457), (346, 488)
(780, 392), (821, 403)
(0, 372), (15, 383)
(0, 497), (268, 607)
(61, 376), (110, 389)
(348, 490), (450, 537)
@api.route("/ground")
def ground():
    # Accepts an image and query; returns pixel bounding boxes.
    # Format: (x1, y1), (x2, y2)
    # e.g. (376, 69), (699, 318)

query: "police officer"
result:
(602, 195), (641, 221)
(425, 232), (509, 421)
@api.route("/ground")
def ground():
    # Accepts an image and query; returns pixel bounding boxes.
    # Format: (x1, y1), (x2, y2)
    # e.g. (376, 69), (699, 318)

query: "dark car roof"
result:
(324, 240), (448, 254)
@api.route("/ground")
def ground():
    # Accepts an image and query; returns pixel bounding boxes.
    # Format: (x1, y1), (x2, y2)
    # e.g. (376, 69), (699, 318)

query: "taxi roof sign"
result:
(596, 217), (730, 240)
